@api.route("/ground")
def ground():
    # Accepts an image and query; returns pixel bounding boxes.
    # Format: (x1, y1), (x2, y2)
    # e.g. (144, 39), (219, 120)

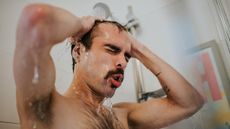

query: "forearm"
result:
(132, 41), (204, 109)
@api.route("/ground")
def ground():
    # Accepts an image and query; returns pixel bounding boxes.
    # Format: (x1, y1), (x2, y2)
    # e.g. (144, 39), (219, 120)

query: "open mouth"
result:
(110, 74), (124, 88)
(111, 85), (117, 89)
(113, 74), (123, 82)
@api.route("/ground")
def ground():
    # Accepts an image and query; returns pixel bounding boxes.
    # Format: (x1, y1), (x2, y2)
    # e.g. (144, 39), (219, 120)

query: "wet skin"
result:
(57, 24), (132, 129)
(16, 23), (132, 129)
(14, 4), (203, 129)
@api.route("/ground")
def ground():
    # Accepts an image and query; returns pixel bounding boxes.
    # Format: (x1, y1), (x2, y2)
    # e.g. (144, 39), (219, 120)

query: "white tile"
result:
(0, 122), (19, 129)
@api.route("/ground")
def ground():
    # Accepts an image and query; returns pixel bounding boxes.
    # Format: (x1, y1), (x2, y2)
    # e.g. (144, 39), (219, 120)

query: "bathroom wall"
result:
(164, 0), (230, 129)
(183, 0), (230, 77)
(0, 1), (27, 128)
(0, 0), (229, 129)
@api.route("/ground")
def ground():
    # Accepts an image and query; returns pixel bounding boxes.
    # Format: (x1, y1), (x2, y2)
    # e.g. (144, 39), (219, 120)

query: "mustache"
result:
(104, 69), (124, 79)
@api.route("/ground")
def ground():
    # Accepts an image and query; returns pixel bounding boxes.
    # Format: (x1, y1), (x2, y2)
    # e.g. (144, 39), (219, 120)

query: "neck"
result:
(65, 71), (105, 106)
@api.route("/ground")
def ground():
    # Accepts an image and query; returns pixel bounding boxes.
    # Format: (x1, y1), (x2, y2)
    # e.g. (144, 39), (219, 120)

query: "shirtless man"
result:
(14, 3), (204, 129)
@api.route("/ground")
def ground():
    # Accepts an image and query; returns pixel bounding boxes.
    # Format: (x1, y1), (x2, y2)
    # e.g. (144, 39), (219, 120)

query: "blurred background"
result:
(1, 0), (230, 129)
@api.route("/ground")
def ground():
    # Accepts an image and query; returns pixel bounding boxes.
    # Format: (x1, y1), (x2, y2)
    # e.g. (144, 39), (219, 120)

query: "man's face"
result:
(77, 23), (131, 98)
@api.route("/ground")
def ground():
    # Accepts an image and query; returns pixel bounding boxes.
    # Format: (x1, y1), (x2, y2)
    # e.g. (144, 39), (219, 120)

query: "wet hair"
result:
(71, 20), (127, 72)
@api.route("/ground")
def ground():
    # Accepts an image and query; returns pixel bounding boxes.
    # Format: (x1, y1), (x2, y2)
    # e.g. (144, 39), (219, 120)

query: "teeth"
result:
(112, 75), (123, 82)
(111, 85), (117, 89)
(113, 76), (119, 81)
(119, 77), (123, 82)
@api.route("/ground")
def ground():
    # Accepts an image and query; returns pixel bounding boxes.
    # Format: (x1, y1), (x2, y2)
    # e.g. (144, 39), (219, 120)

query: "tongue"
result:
(111, 78), (121, 88)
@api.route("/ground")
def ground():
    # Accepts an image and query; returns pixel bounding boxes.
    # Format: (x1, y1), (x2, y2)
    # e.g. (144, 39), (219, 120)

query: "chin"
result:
(104, 88), (116, 98)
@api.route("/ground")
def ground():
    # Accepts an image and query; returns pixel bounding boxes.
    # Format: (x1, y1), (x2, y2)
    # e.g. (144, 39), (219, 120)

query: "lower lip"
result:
(110, 78), (121, 88)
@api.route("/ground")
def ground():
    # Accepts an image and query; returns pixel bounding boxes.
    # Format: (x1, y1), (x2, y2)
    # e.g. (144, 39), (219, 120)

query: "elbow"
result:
(185, 94), (204, 117)
(193, 91), (205, 112)
(17, 4), (52, 46)
(20, 4), (51, 29)
(194, 93), (205, 112)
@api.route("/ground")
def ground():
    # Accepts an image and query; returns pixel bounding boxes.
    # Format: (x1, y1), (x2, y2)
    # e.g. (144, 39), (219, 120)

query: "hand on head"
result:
(68, 16), (104, 45)
(126, 33), (142, 58)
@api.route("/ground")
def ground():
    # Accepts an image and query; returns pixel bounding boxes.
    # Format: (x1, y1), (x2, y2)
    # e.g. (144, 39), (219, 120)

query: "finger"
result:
(67, 37), (75, 44)
(68, 36), (81, 45)
(94, 16), (105, 21)
(86, 15), (104, 21)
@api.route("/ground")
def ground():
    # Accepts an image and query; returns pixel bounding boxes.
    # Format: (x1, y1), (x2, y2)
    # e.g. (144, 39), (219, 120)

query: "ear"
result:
(72, 42), (80, 63)
(72, 42), (86, 63)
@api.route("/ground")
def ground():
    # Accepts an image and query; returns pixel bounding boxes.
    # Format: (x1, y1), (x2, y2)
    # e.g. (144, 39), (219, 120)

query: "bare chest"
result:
(50, 98), (129, 129)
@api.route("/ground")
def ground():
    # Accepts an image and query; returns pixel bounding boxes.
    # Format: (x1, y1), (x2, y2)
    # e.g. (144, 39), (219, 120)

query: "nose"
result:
(116, 55), (128, 69)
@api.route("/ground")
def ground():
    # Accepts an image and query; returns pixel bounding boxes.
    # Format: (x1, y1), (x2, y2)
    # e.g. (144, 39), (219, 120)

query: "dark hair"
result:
(71, 20), (127, 72)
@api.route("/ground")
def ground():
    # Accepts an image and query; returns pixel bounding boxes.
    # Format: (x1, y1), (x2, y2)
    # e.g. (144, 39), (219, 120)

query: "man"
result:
(14, 3), (204, 129)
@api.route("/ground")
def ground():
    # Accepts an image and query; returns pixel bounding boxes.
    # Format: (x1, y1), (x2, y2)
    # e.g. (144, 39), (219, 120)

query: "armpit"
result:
(29, 93), (53, 125)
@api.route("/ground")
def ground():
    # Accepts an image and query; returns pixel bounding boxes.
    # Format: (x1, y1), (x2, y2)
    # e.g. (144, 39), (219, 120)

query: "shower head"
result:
(92, 2), (112, 19)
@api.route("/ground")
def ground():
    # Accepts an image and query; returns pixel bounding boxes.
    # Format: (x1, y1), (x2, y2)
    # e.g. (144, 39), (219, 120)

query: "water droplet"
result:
(75, 91), (79, 95)
(32, 66), (39, 84)
(97, 98), (106, 114)
(33, 122), (37, 129)
(29, 102), (33, 107)
(104, 97), (113, 113)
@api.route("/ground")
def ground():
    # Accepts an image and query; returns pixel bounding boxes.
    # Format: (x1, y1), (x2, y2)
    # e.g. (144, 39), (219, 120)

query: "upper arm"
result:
(14, 4), (56, 120)
(115, 98), (196, 129)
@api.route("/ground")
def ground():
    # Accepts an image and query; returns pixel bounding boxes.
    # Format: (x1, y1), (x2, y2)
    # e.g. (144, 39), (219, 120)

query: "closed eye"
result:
(104, 44), (131, 62)
(125, 53), (131, 62)
(104, 44), (121, 54)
